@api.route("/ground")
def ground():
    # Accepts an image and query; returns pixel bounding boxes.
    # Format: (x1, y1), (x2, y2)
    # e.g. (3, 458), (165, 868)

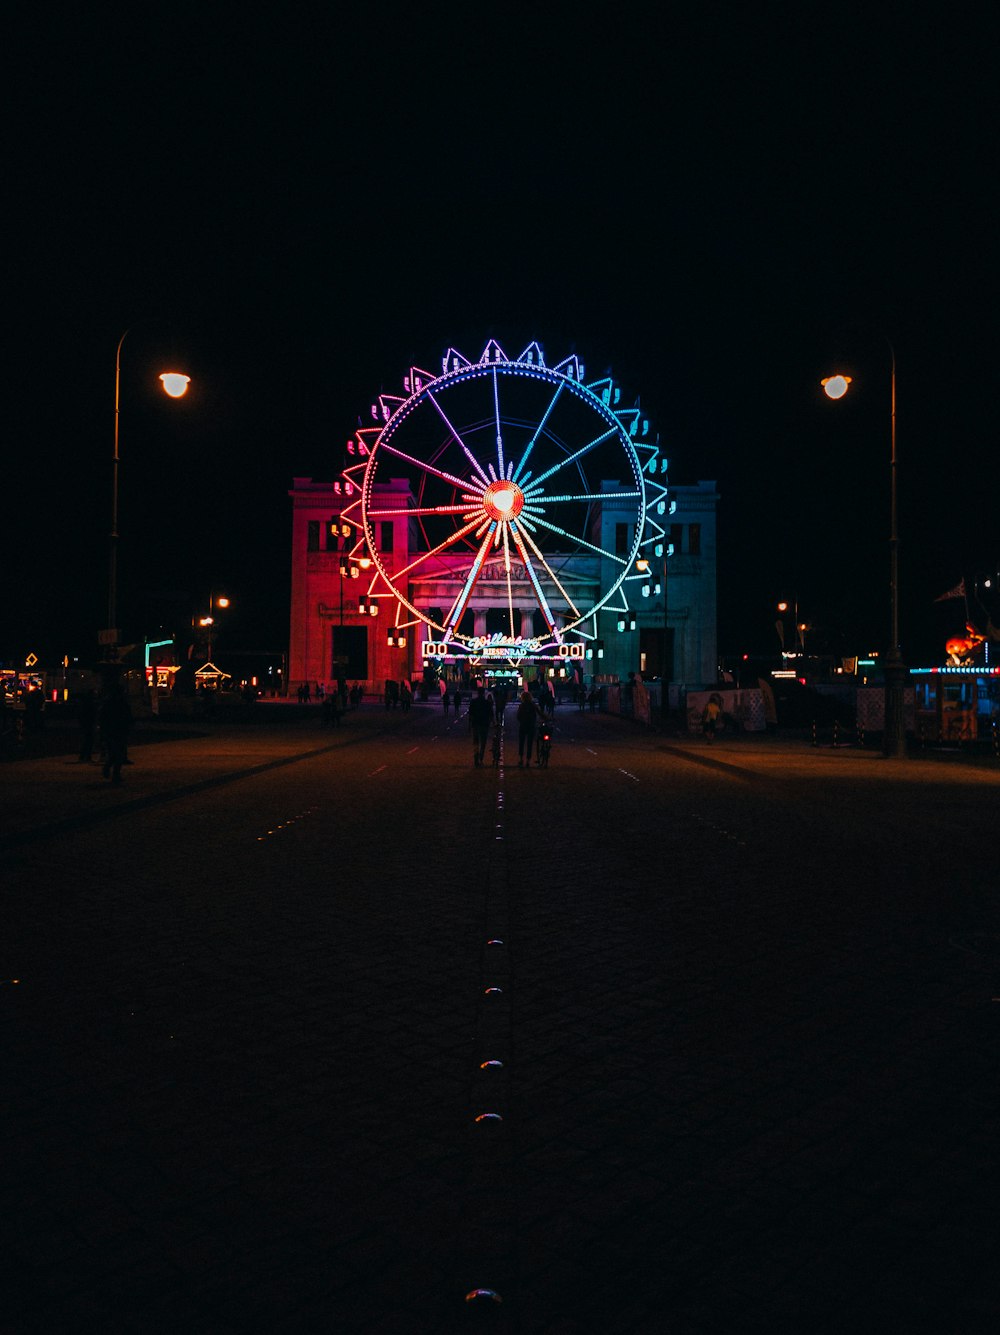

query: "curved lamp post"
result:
(107, 330), (189, 658)
(822, 342), (907, 757)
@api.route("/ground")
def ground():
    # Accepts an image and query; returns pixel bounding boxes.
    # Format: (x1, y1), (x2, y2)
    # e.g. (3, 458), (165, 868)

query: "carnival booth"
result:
(912, 665), (1000, 743)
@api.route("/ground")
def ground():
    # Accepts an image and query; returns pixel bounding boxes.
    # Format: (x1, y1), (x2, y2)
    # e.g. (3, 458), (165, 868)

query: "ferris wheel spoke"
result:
(379, 441), (481, 495)
(427, 391), (492, 486)
(366, 504), (476, 518)
(501, 522), (516, 633)
(390, 517), (483, 583)
(492, 369), (505, 478)
(512, 380), (565, 484)
(510, 524), (557, 636)
(527, 489), (641, 506)
(527, 512), (629, 565)
(445, 523), (497, 636)
(515, 522), (582, 619)
(527, 426), (618, 490)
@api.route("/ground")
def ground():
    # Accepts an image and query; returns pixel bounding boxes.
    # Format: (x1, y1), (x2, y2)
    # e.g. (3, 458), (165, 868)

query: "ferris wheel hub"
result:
(482, 479), (525, 522)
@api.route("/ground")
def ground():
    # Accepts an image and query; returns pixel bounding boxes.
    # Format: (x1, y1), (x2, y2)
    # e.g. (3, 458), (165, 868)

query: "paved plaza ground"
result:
(2, 701), (998, 1332)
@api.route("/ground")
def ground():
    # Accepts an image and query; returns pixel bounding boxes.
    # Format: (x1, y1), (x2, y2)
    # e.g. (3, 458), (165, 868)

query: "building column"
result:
(473, 610), (488, 639)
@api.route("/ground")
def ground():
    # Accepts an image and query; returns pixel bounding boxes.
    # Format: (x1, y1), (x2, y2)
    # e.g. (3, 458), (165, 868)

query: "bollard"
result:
(993, 719), (999, 759)
(857, 722), (865, 749)
(832, 719), (839, 748)
(811, 719), (818, 747)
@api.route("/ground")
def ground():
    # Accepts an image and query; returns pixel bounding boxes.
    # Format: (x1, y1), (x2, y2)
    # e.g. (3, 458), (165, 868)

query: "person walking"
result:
(442, 686), (451, 715)
(468, 686), (493, 767)
(98, 677), (132, 785)
(701, 693), (722, 742)
(516, 689), (539, 768)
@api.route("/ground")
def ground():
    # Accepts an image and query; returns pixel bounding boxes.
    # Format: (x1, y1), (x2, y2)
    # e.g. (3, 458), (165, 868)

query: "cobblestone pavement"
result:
(2, 704), (998, 1333)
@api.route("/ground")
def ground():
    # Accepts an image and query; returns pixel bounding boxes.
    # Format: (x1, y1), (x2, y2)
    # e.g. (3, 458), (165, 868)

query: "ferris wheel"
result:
(338, 339), (670, 656)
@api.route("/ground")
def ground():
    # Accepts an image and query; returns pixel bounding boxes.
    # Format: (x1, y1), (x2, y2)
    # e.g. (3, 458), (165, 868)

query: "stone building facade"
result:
(288, 476), (718, 695)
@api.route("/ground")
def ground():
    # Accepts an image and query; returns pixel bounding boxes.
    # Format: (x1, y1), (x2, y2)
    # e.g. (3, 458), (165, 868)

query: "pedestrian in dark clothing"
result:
(98, 681), (132, 785)
(468, 686), (493, 766)
(400, 680), (412, 712)
(453, 688), (462, 718)
(516, 690), (539, 767)
(443, 688), (451, 714)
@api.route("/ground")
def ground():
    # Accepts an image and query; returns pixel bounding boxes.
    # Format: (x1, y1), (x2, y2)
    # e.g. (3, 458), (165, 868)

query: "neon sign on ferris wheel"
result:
(338, 339), (672, 659)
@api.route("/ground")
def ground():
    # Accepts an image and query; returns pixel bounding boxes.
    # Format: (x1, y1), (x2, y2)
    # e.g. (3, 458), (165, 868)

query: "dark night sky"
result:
(4, 7), (998, 668)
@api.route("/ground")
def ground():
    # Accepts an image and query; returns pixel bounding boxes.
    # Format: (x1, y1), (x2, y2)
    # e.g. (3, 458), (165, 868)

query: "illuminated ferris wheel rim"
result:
(341, 341), (669, 652)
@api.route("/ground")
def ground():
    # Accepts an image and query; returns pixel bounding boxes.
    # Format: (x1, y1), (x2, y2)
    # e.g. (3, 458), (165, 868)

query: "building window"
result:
(307, 520), (320, 552)
(380, 521), (394, 553)
(615, 523), (630, 554)
(688, 523), (701, 556)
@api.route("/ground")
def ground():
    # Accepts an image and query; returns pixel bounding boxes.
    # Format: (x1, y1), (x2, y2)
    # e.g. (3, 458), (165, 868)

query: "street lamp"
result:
(199, 593), (229, 660)
(823, 343), (907, 757)
(106, 329), (189, 659)
(776, 598), (806, 656)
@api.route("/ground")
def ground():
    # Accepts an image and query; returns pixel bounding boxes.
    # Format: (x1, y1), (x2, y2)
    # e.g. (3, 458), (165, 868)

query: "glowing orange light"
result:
(216, 596), (230, 609)
(159, 372), (190, 398)
(821, 374), (852, 400)
(483, 479), (525, 522)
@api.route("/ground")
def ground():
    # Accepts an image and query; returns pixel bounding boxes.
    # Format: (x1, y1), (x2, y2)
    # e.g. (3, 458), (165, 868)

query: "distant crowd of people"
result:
(37, 671), (593, 783)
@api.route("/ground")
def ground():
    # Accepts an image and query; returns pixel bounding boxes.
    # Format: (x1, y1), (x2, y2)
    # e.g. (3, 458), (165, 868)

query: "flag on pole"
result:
(934, 579), (966, 602)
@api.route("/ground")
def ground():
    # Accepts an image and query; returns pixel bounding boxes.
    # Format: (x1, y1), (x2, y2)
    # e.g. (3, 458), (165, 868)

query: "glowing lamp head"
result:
(821, 374), (852, 400)
(216, 597), (230, 609)
(159, 372), (191, 398)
